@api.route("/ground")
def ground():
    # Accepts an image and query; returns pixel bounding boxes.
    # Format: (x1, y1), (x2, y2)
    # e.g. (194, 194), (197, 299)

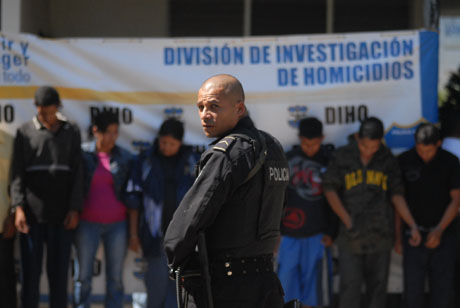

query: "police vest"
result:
(205, 130), (289, 258)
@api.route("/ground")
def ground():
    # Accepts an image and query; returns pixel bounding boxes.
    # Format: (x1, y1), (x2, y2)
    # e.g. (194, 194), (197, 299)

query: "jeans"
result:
(19, 223), (74, 308)
(403, 233), (456, 308)
(0, 234), (17, 308)
(338, 246), (391, 308)
(277, 235), (332, 306)
(74, 220), (127, 308)
(144, 252), (177, 308)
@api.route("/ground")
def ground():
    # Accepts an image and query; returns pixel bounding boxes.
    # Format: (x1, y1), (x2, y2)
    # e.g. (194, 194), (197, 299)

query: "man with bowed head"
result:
(126, 118), (199, 308)
(322, 117), (421, 308)
(397, 123), (460, 308)
(164, 74), (289, 308)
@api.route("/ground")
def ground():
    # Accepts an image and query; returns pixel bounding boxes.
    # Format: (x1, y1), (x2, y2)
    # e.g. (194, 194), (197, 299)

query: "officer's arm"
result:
(164, 150), (246, 269)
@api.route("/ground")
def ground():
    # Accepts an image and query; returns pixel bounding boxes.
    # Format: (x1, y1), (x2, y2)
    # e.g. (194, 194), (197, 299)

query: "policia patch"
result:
(266, 162), (289, 186)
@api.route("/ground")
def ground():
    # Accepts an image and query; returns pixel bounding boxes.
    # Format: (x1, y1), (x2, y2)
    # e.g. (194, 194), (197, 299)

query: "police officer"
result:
(164, 74), (288, 308)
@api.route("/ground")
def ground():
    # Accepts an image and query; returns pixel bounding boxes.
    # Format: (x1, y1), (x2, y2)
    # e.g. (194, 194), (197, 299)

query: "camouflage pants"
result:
(338, 247), (391, 308)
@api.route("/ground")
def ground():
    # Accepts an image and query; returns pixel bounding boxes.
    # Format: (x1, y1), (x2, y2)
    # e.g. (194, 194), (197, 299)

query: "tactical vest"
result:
(204, 130), (289, 259)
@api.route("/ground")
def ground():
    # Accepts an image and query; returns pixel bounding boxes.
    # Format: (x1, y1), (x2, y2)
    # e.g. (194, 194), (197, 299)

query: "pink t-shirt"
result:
(80, 152), (127, 223)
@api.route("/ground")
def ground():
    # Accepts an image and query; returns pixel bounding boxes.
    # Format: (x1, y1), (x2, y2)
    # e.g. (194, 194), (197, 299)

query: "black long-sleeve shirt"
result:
(10, 115), (84, 223)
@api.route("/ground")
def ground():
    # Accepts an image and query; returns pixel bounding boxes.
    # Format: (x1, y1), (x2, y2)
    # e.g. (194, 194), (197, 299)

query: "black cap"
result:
(415, 123), (440, 145)
(34, 86), (61, 107)
(358, 117), (384, 140)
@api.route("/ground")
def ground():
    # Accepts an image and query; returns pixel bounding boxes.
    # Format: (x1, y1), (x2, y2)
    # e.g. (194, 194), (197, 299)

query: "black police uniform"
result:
(164, 116), (289, 308)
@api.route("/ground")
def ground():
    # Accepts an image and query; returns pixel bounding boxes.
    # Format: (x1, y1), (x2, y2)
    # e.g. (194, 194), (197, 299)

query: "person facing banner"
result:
(164, 74), (289, 308)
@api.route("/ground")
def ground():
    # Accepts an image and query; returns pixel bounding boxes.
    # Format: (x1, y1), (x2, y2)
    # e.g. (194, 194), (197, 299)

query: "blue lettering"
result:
(304, 68), (315, 85)
(328, 43), (337, 61)
(402, 40), (413, 56)
(294, 45), (305, 63)
(164, 47), (174, 65)
(346, 42), (357, 61)
(329, 66), (344, 83)
(233, 47), (244, 64)
(392, 61), (402, 80)
(250, 46), (260, 64)
(359, 42), (369, 60)
(317, 67), (327, 84)
(183, 47), (194, 65)
(384, 62), (390, 80)
(317, 44), (327, 62)
(372, 63), (383, 81)
(353, 65), (364, 82)
(403, 60), (414, 79)
(262, 46), (271, 64)
(370, 41), (381, 59)
(202, 47), (212, 65)
(307, 44), (315, 63)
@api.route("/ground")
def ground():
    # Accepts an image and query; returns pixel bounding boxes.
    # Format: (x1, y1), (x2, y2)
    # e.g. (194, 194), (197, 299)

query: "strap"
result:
(237, 131), (267, 186)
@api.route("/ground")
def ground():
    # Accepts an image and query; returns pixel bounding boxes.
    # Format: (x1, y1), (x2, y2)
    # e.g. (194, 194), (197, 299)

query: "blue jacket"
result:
(82, 142), (134, 207)
(125, 141), (199, 256)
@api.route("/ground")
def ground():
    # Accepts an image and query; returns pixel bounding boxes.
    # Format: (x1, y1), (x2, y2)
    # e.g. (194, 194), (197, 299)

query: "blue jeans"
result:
(144, 251), (177, 308)
(277, 235), (332, 306)
(74, 220), (127, 308)
(19, 223), (74, 308)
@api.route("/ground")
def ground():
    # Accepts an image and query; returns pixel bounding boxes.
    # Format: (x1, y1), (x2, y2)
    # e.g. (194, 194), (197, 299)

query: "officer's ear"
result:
(236, 101), (245, 115)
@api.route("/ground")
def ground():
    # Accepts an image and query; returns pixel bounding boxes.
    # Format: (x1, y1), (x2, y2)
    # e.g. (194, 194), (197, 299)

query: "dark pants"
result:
(454, 218), (460, 308)
(338, 247), (391, 308)
(403, 233), (456, 308)
(0, 234), (17, 308)
(20, 223), (74, 308)
(183, 272), (284, 308)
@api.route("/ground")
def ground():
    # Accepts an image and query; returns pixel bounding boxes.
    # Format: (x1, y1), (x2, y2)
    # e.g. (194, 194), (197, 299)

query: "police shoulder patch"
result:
(213, 136), (237, 153)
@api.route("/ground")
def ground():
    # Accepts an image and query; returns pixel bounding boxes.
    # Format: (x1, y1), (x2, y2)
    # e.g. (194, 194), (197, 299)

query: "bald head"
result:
(200, 74), (245, 104)
(197, 74), (247, 138)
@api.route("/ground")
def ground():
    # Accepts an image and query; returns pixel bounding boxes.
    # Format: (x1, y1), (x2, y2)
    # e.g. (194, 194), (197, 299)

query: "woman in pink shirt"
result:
(74, 111), (139, 308)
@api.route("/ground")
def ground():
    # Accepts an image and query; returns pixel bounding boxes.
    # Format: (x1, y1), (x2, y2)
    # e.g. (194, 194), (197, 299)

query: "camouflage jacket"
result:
(322, 139), (404, 254)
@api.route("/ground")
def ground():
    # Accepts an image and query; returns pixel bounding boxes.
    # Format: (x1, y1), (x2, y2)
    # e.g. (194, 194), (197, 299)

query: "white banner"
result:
(0, 30), (438, 152)
(439, 16), (460, 89)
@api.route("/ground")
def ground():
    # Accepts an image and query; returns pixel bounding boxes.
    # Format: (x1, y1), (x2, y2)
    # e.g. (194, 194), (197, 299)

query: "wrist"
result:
(13, 205), (25, 214)
(345, 218), (353, 229)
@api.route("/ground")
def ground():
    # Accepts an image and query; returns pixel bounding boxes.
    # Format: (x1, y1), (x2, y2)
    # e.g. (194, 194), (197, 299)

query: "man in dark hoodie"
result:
(278, 117), (337, 308)
(322, 117), (421, 308)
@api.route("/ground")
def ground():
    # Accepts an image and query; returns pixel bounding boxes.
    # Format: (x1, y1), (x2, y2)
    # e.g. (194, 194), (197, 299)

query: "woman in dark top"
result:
(126, 118), (198, 308)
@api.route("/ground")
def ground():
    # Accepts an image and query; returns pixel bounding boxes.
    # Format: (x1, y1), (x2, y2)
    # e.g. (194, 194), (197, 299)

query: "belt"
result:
(210, 255), (274, 278)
